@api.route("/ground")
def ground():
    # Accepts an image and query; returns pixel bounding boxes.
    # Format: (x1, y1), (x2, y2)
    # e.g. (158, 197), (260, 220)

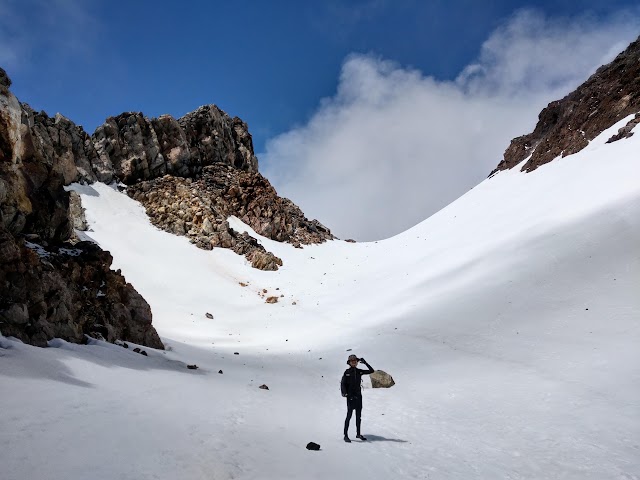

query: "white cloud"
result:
(261, 9), (640, 241)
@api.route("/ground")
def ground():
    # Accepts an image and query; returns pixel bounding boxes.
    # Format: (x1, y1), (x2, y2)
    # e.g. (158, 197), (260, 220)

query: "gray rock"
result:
(68, 191), (88, 231)
(0, 303), (29, 325)
(370, 370), (395, 388)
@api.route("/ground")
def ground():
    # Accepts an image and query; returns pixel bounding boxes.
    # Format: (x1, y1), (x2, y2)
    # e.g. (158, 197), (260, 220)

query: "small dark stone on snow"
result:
(306, 442), (321, 450)
(218, 370), (223, 374)
(259, 384), (269, 390)
(234, 352), (239, 355)
(346, 348), (352, 351)
(187, 364), (198, 370)
(123, 343), (129, 349)
(205, 312), (214, 319)
(140, 350), (147, 356)
(133, 347), (141, 353)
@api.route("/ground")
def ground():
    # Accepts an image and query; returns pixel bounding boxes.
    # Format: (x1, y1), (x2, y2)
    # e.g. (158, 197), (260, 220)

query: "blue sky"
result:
(2, 0), (636, 153)
(2, 1), (640, 239)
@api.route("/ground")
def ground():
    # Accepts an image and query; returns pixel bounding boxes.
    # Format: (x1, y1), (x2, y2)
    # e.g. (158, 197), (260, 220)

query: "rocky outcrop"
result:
(1, 59), (330, 346)
(0, 68), (162, 349)
(492, 35), (640, 174)
(606, 113), (640, 143)
(127, 163), (333, 270)
(0, 230), (163, 348)
(91, 105), (258, 184)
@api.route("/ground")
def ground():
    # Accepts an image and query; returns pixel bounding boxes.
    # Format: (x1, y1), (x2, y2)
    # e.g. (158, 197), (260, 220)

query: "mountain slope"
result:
(492, 34), (640, 174)
(1, 110), (638, 480)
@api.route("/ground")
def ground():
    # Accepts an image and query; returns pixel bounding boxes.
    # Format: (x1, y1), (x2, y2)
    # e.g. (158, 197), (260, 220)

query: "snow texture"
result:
(1, 116), (639, 479)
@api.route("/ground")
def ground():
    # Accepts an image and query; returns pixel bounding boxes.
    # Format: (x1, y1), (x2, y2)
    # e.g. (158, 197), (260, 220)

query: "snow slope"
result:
(1, 116), (639, 479)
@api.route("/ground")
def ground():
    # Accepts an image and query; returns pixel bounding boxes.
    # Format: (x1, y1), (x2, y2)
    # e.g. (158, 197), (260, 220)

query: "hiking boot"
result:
(344, 435), (351, 443)
(356, 434), (367, 441)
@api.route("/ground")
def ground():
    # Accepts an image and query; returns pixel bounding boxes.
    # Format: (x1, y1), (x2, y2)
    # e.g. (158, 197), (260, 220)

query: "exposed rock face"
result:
(0, 231), (163, 348)
(92, 105), (258, 184)
(606, 113), (640, 143)
(1, 61), (329, 347)
(0, 68), (162, 349)
(492, 35), (640, 174)
(127, 163), (333, 270)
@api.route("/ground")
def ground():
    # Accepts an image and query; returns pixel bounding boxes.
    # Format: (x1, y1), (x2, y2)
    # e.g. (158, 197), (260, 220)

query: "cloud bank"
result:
(261, 9), (640, 241)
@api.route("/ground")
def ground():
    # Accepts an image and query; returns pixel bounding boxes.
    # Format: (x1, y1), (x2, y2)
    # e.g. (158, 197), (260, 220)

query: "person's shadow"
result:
(363, 435), (408, 443)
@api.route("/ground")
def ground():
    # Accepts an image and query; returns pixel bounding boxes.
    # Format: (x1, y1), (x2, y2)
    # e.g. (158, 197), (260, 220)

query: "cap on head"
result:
(347, 354), (358, 365)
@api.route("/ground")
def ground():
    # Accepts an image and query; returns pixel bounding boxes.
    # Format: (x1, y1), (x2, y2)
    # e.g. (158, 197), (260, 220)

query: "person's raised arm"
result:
(359, 358), (374, 374)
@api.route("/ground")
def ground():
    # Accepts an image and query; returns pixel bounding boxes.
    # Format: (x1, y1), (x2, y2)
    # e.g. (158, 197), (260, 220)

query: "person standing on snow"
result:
(341, 354), (374, 442)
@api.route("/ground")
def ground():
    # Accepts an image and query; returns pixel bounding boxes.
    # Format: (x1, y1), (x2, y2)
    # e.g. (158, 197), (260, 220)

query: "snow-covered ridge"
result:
(1, 117), (639, 479)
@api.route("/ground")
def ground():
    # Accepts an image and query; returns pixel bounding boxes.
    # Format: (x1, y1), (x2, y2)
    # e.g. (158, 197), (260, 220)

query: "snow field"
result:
(1, 115), (639, 479)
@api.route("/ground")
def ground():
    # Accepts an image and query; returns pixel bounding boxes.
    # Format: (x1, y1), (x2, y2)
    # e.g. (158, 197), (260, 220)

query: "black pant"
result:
(344, 395), (363, 436)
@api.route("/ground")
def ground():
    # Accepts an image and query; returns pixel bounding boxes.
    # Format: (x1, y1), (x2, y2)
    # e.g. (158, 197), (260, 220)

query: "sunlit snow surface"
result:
(1, 117), (639, 479)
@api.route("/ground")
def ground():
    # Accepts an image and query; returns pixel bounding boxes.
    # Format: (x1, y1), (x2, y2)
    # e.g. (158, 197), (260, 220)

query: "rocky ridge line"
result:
(492, 35), (640, 175)
(1, 63), (332, 347)
(91, 105), (258, 184)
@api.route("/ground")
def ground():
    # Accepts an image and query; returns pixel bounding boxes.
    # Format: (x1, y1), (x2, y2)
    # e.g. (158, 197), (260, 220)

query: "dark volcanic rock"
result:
(0, 72), (163, 349)
(0, 231), (163, 348)
(492, 35), (640, 174)
(91, 105), (258, 184)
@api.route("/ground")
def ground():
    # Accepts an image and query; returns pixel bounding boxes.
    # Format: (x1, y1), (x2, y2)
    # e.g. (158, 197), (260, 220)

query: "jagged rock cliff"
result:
(92, 108), (332, 269)
(0, 68), (162, 348)
(492, 35), (640, 174)
(91, 105), (258, 184)
(0, 64), (332, 347)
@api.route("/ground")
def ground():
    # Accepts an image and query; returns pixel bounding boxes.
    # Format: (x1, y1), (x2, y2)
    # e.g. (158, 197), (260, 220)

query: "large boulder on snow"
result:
(370, 370), (395, 388)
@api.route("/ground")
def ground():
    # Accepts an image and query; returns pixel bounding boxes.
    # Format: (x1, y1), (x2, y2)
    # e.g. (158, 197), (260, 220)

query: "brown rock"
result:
(491, 35), (640, 175)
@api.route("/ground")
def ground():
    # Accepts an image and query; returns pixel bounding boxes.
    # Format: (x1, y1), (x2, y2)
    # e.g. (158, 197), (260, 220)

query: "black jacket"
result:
(341, 363), (374, 397)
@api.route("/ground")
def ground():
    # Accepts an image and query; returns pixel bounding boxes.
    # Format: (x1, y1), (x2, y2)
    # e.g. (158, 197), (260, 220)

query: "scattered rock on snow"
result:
(265, 296), (278, 304)
(306, 442), (321, 450)
(187, 364), (198, 370)
(218, 370), (223, 374)
(205, 312), (213, 319)
(259, 384), (269, 390)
